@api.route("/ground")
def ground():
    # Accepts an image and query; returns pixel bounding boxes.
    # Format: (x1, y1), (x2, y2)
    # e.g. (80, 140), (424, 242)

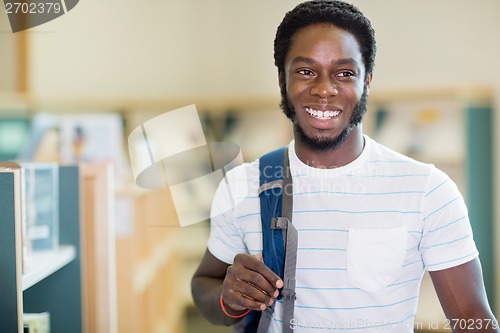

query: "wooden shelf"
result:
(115, 187), (184, 333)
(80, 163), (118, 333)
(133, 233), (178, 295)
(22, 245), (76, 291)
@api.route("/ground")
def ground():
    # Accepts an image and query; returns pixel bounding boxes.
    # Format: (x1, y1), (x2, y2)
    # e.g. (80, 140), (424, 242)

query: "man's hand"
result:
(221, 253), (284, 313)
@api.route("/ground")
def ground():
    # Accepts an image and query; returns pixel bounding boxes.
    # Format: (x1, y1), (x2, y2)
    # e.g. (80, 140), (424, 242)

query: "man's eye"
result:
(297, 69), (314, 76)
(337, 71), (354, 77)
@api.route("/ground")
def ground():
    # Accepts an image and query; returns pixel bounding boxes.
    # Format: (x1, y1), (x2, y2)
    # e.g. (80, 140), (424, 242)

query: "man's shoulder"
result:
(367, 137), (438, 174)
(228, 145), (290, 175)
(224, 158), (260, 184)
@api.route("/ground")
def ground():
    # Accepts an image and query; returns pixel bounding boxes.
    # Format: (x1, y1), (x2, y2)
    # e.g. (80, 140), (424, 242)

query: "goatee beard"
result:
(280, 86), (368, 152)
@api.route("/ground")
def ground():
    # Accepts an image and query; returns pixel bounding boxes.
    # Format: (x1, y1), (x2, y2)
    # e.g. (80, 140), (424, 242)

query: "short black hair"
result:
(274, 0), (376, 77)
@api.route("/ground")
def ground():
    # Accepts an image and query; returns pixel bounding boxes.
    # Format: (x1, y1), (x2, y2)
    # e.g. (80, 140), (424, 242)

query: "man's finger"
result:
(235, 253), (284, 290)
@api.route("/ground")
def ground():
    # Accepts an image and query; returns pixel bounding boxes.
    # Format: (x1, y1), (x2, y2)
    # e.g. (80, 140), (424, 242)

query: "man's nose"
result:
(310, 76), (338, 98)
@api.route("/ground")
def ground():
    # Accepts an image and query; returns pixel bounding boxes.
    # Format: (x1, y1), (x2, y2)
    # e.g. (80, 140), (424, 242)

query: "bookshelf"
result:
(115, 186), (184, 333)
(0, 165), (82, 333)
(22, 246), (76, 290)
(80, 163), (118, 333)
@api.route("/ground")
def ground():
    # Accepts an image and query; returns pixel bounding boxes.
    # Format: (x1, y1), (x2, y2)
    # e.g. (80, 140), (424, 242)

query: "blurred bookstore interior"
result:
(0, 1), (499, 333)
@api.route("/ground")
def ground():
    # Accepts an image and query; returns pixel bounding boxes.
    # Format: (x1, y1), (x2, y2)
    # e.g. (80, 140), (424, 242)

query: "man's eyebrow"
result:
(291, 56), (361, 67)
(333, 57), (360, 67)
(290, 56), (317, 65)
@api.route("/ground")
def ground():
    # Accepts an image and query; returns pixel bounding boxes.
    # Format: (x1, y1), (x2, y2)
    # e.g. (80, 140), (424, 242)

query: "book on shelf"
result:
(23, 312), (50, 333)
(19, 112), (128, 181)
(20, 162), (59, 251)
(0, 162), (60, 274)
(22, 162), (59, 275)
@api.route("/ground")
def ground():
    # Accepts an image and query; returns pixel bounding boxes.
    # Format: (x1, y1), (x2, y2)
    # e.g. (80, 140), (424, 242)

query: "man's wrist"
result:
(220, 294), (251, 318)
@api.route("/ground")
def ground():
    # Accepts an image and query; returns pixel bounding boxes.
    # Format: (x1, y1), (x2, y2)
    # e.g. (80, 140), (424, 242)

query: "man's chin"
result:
(293, 122), (351, 152)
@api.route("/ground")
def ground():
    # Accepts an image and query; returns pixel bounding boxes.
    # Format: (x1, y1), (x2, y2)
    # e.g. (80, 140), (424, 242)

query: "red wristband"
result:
(220, 294), (251, 319)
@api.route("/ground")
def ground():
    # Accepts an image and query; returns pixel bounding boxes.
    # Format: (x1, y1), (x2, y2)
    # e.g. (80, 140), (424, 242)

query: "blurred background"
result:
(0, 1), (499, 332)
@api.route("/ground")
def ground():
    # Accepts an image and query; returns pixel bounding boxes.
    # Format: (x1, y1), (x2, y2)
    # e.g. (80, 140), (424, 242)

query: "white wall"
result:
(363, 0), (500, 91)
(28, 0), (300, 99)
(27, 0), (500, 98)
(0, 15), (20, 92)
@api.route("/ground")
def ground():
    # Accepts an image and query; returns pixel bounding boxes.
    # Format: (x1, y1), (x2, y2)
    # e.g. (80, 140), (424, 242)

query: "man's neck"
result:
(294, 126), (364, 169)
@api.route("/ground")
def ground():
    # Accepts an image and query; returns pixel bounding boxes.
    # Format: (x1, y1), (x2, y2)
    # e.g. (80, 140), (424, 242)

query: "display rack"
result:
(0, 165), (82, 333)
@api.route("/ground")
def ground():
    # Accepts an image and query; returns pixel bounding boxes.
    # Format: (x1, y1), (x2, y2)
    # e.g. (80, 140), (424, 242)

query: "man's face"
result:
(280, 23), (372, 151)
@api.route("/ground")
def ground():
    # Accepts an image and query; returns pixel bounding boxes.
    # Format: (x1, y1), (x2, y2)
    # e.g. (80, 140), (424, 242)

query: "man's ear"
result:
(365, 72), (373, 95)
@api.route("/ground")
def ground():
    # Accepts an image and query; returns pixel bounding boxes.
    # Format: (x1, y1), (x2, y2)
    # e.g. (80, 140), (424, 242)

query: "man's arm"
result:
(191, 249), (283, 326)
(430, 257), (499, 332)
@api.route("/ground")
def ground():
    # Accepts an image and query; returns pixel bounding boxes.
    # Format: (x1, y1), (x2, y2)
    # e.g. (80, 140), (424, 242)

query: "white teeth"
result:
(305, 107), (341, 119)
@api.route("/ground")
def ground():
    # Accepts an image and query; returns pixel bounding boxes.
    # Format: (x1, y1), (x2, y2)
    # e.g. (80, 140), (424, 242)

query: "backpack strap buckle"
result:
(271, 217), (289, 230)
(281, 288), (296, 301)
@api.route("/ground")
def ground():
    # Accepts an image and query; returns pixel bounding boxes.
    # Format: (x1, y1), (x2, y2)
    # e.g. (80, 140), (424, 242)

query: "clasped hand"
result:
(221, 253), (284, 313)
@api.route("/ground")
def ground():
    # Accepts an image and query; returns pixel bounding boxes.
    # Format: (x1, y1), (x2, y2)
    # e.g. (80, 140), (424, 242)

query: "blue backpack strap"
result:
(259, 147), (287, 280)
(243, 146), (289, 333)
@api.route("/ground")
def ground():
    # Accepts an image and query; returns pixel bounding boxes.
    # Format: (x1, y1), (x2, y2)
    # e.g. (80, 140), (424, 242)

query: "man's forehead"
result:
(286, 23), (363, 63)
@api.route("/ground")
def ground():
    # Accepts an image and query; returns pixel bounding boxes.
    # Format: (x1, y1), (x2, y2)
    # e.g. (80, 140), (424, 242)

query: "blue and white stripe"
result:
(208, 136), (478, 333)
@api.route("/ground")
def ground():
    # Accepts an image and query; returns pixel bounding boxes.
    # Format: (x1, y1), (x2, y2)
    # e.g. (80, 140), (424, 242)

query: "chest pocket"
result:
(346, 225), (407, 293)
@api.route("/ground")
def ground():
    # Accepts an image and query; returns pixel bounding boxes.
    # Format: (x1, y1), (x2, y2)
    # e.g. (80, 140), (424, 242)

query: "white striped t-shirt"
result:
(208, 135), (478, 333)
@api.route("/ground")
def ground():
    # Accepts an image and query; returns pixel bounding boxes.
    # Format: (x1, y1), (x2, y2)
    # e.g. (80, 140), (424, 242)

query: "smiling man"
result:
(191, 1), (498, 333)
(280, 22), (370, 168)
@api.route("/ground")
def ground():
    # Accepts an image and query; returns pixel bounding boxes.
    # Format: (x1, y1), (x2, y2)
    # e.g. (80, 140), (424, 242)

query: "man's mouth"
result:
(305, 107), (341, 120)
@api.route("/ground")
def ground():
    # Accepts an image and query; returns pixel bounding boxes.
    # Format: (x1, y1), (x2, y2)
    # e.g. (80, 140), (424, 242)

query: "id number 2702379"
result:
(5, 2), (62, 14)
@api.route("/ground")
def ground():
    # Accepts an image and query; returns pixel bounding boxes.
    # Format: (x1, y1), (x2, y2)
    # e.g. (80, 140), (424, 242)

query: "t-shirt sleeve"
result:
(420, 167), (479, 271)
(207, 166), (250, 264)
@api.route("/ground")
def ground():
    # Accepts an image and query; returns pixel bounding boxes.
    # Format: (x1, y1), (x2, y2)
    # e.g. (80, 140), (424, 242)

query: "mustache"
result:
(279, 86), (369, 152)
(279, 85), (369, 126)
